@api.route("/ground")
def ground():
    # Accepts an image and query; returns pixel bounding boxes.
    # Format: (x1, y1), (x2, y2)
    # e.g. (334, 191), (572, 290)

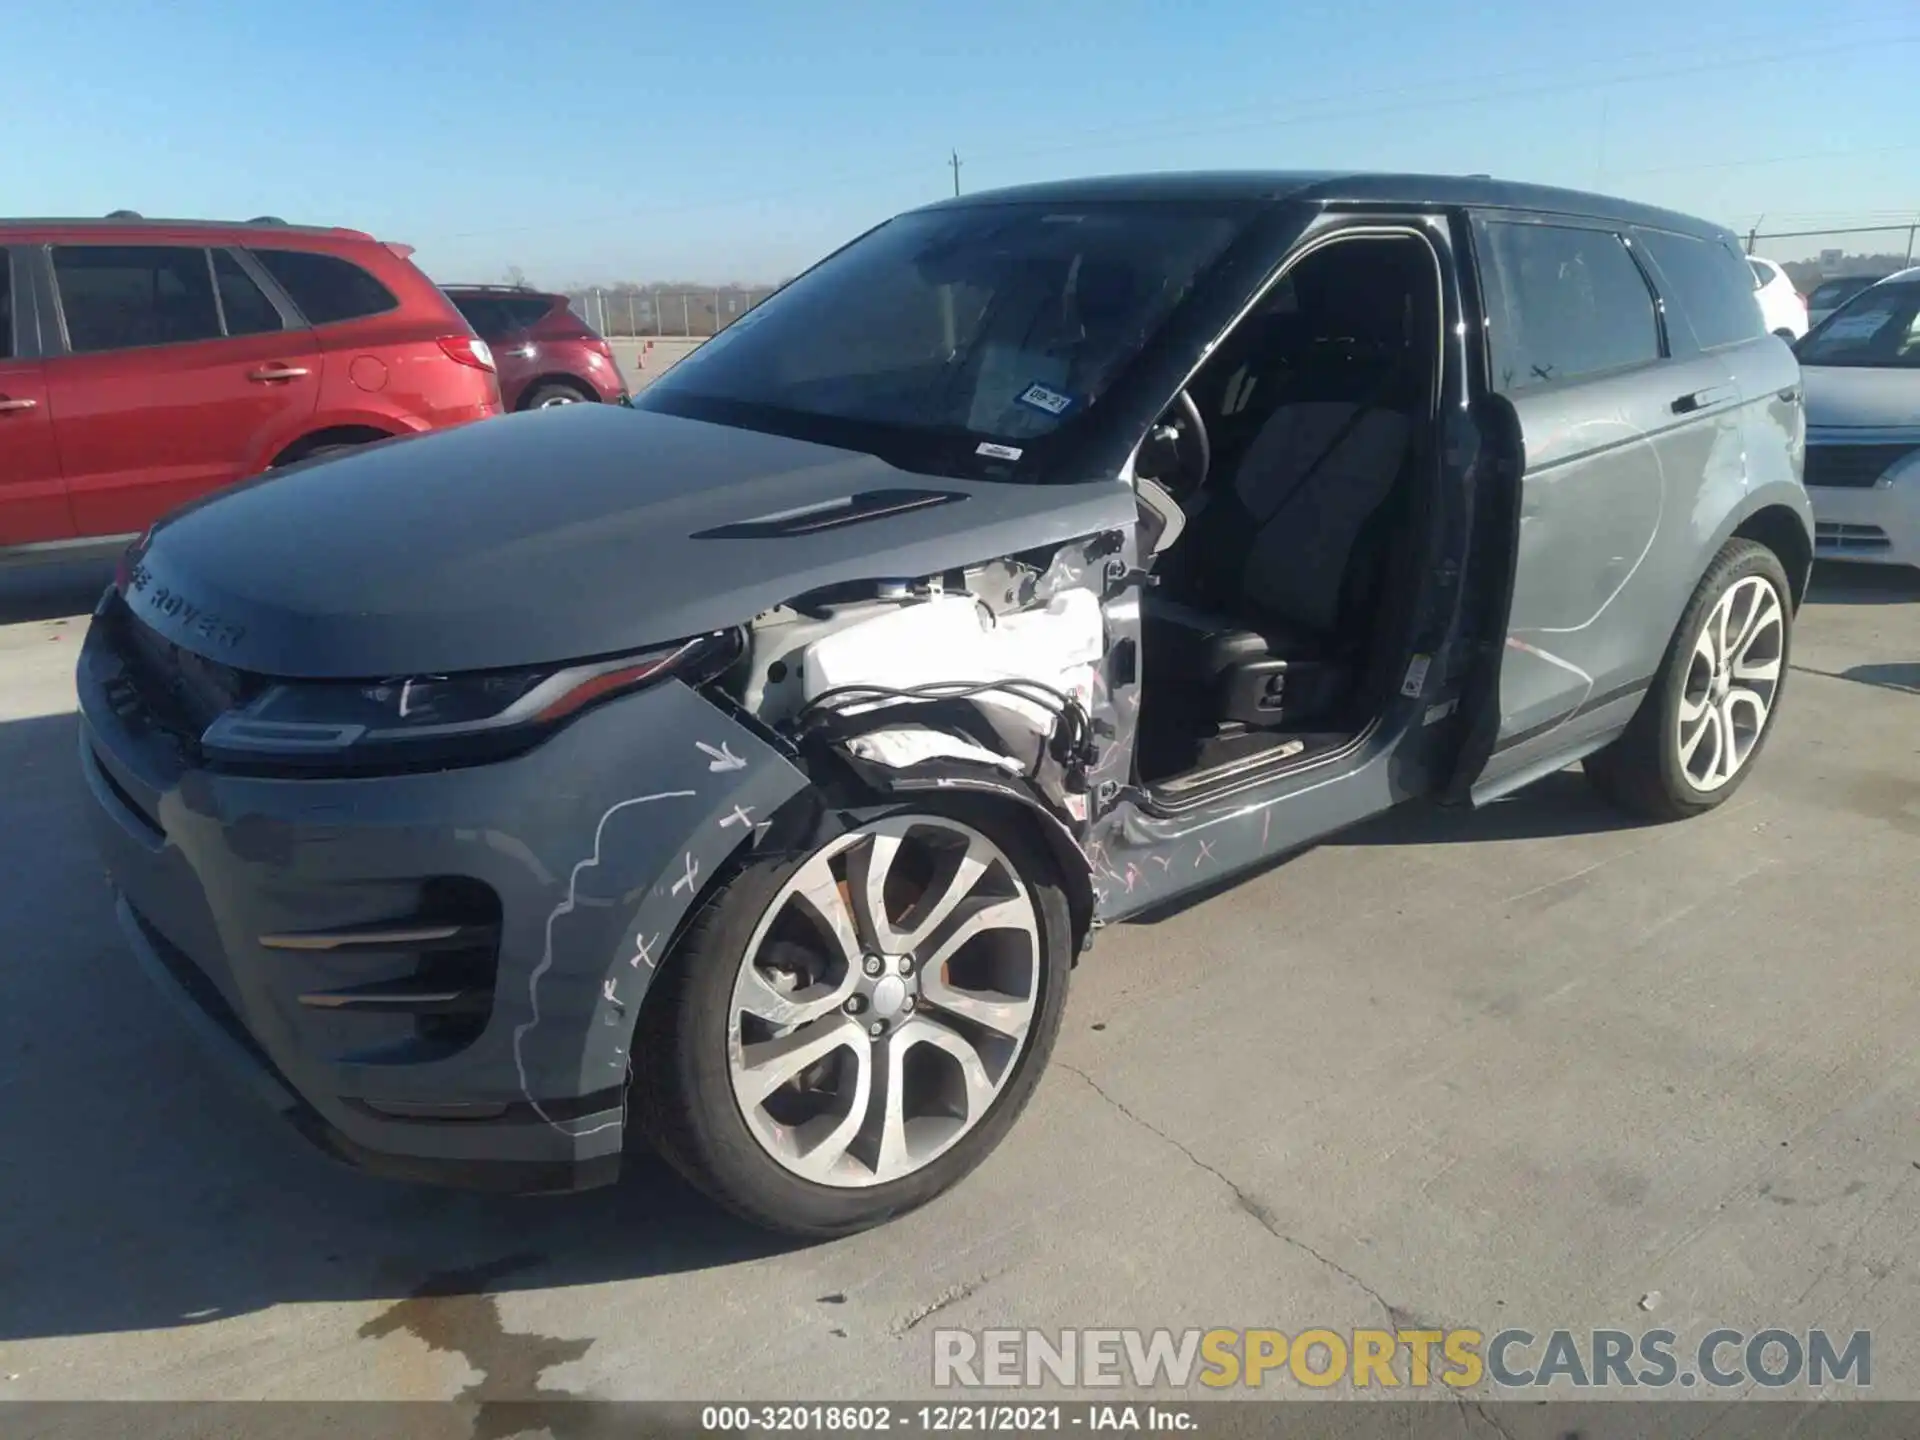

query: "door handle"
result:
(0, 396), (39, 413)
(247, 365), (311, 382)
(1671, 385), (1735, 415)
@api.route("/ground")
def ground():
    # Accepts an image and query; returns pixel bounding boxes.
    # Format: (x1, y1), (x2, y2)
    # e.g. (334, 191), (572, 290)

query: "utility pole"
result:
(949, 150), (962, 197)
(1746, 214), (1764, 256)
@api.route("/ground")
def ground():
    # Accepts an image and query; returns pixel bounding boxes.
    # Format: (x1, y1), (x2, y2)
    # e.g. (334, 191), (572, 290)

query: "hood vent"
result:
(691, 488), (965, 540)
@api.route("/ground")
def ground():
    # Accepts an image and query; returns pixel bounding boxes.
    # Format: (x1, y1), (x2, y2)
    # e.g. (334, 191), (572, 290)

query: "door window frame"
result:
(210, 246), (305, 335)
(1627, 226), (1765, 358)
(1, 245), (54, 361)
(40, 241), (308, 358)
(1465, 210), (1674, 397)
(1132, 211), (1467, 814)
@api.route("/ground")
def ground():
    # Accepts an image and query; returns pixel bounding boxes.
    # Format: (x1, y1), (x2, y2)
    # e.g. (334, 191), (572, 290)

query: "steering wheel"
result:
(1173, 388), (1211, 494)
(1137, 389), (1211, 500)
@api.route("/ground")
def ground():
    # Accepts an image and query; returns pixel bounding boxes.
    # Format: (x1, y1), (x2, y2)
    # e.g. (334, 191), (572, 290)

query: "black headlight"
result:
(200, 634), (733, 772)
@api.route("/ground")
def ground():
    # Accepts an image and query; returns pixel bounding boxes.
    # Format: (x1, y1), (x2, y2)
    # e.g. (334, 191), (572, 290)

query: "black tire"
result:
(272, 441), (358, 469)
(522, 382), (592, 410)
(1585, 537), (1793, 821)
(633, 800), (1074, 1237)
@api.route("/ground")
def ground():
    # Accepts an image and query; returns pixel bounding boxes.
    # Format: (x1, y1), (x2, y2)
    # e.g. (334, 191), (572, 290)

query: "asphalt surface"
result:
(1, 558), (1917, 1406)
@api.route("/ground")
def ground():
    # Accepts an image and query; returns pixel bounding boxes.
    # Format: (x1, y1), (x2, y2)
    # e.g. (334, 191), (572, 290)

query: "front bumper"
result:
(1808, 480), (1920, 568)
(78, 615), (807, 1193)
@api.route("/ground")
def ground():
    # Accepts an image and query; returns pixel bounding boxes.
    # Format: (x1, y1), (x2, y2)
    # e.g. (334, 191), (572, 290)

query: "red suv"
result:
(441, 285), (629, 410)
(0, 215), (502, 559)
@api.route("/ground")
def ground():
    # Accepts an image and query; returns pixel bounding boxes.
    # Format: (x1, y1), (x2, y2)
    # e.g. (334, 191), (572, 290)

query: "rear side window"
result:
(1636, 230), (1765, 350)
(1477, 221), (1660, 393)
(53, 245), (222, 352)
(212, 250), (284, 336)
(1748, 259), (1775, 288)
(504, 296), (557, 328)
(253, 248), (398, 325)
(448, 294), (510, 339)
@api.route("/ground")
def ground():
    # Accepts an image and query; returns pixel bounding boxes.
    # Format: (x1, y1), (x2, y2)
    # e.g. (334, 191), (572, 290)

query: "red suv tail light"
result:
(589, 337), (614, 359)
(438, 335), (496, 372)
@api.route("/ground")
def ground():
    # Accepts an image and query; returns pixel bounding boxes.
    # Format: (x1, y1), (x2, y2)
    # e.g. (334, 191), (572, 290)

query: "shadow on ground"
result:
(1806, 561), (1920, 606)
(0, 559), (115, 625)
(0, 710), (799, 1355)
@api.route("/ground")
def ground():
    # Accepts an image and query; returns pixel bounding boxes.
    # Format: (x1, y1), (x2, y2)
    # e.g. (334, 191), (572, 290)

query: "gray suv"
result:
(79, 172), (1810, 1236)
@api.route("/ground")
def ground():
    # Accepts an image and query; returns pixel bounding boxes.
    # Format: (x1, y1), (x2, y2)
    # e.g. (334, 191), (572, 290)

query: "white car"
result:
(1748, 256), (1807, 339)
(1797, 266), (1920, 569)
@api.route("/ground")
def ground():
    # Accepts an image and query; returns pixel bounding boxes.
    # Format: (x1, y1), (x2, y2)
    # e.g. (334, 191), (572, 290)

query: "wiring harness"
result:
(797, 678), (1098, 790)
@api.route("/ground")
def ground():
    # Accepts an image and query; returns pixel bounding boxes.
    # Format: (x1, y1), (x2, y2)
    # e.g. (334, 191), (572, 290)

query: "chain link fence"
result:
(563, 284), (781, 338)
(1741, 223), (1919, 295)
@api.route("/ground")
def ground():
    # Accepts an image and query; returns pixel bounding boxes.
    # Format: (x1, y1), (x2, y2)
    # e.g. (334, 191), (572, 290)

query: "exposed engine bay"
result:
(720, 536), (1124, 835)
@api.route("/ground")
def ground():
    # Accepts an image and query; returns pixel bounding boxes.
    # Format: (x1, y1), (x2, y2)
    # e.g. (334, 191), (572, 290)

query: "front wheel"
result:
(634, 802), (1073, 1236)
(1585, 538), (1792, 820)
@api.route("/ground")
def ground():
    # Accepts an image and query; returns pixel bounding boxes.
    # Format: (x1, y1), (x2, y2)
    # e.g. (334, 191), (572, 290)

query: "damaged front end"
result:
(703, 525), (1144, 950)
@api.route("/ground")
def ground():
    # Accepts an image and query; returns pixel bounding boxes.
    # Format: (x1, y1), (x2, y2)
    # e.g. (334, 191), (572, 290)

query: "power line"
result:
(438, 29), (1916, 247)
(963, 34), (1916, 173)
(1615, 142), (1920, 181)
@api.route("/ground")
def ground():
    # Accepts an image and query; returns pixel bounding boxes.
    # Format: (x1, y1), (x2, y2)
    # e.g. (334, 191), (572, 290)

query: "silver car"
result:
(1797, 267), (1920, 569)
(81, 173), (1812, 1235)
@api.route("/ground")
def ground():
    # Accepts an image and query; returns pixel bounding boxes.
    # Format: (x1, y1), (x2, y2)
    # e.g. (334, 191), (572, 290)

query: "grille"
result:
(1815, 521), (1892, 553)
(100, 593), (264, 752)
(1804, 444), (1915, 490)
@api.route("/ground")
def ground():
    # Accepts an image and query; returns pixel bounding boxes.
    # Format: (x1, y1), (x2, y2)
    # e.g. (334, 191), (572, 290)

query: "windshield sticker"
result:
(1820, 311), (1892, 342)
(1017, 382), (1076, 417)
(976, 442), (1024, 461)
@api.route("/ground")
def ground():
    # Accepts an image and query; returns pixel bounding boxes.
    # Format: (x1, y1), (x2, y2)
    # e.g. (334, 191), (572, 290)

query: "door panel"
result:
(1492, 352), (1739, 742)
(45, 243), (324, 538)
(0, 358), (70, 544)
(50, 331), (324, 536)
(0, 248), (72, 545)
(1454, 213), (1743, 800)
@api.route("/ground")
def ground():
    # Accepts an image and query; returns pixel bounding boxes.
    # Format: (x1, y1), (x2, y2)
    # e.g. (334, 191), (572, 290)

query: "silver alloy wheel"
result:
(1677, 574), (1785, 792)
(537, 392), (578, 408)
(726, 815), (1041, 1188)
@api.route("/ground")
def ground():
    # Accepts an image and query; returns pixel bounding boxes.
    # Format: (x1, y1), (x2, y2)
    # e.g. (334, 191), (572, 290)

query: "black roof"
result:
(917, 170), (1734, 244)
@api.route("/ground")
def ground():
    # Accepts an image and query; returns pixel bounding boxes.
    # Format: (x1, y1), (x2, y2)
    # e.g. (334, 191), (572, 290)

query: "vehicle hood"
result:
(1802, 364), (1920, 432)
(123, 405), (1133, 678)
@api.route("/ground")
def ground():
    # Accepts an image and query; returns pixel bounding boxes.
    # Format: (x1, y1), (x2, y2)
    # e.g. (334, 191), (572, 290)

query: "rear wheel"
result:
(635, 803), (1072, 1236)
(523, 382), (591, 410)
(1585, 538), (1791, 820)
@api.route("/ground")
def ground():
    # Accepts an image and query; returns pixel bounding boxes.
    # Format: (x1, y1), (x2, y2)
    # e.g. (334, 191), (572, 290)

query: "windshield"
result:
(1797, 280), (1920, 368)
(1808, 276), (1882, 310)
(639, 201), (1249, 478)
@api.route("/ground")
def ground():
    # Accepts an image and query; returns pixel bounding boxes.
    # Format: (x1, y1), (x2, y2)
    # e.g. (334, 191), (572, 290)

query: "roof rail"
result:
(441, 282), (539, 293)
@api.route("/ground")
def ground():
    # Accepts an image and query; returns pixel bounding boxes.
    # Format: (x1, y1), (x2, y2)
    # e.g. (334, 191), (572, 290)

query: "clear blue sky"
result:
(5, 0), (1916, 286)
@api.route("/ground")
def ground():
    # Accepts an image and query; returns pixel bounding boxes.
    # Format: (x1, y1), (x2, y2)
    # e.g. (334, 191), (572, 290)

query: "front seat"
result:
(1144, 333), (1414, 730)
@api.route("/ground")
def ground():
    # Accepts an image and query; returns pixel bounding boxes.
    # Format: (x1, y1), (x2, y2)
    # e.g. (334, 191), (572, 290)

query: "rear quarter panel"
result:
(306, 245), (501, 428)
